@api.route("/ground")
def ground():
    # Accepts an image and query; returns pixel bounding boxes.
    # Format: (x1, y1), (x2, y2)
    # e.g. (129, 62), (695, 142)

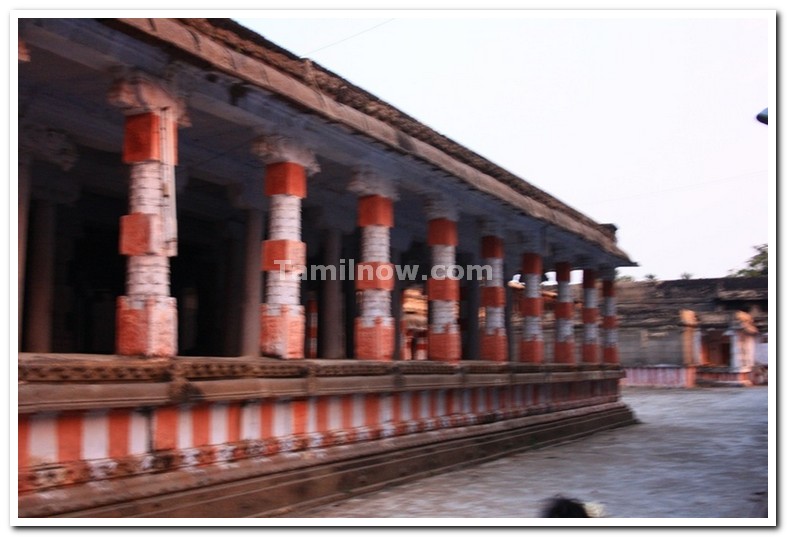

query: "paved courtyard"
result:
(283, 386), (770, 521)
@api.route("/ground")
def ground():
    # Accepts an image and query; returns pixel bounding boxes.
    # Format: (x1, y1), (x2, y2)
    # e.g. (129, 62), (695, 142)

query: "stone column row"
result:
(95, 74), (620, 363)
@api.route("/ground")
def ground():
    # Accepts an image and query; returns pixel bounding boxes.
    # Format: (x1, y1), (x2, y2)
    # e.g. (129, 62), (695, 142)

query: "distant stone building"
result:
(599, 278), (766, 387)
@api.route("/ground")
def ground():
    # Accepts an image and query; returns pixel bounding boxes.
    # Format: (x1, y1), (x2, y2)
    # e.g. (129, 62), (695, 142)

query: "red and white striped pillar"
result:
(253, 135), (319, 359)
(601, 269), (619, 364)
(520, 252), (544, 363)
(553, 261), (575, 364)
(479, 233), (507, 362)
(426, 200), (461, 362)
(109, 73), (188, 357)
(350, 170), (397, 361)
(581, 269), (600, 363)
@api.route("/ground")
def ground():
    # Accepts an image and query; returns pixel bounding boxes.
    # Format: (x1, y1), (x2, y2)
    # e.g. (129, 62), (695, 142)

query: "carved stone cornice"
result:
(108, 69), (190, 126)
(348, 166), (398, 200)
(251, 134), (320, 175)
(424, 196), (458, 221)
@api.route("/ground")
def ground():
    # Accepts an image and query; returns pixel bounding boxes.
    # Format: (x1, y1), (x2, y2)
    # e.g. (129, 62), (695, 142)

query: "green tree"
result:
(680, 272), (693, 280)
(729, 244), (768, 277)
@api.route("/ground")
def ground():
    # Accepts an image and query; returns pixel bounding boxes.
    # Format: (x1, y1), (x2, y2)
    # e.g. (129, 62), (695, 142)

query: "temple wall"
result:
(18, 356), (627, 517)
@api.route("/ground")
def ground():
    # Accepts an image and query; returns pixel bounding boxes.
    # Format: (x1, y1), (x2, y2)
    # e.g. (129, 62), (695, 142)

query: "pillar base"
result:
(582, 343), (599, 364)
(260, 304), (305, 359)
(480, 332), (508, 362)
(554, 341), (575, 364)
(603, 347), (619, 364)
(428, 327), (461, 362)
(520, 339), (544, 363)
(355, 317), (395, 361)
(116, 296), (177, 357)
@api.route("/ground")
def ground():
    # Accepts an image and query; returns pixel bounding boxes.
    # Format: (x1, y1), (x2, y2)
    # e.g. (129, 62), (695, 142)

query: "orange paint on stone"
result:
(428, 331), (461, 362)
(153, 407), (178, 451)
(260, 304), (305, 359)
(18, 416), (29, 470)
(261, 239), (306, 272)
(520, 297), (542, 317)
(602, 316), (618, 330)
(603, 347), (619, 364)
(520, 339), (544, 363)
(116, 297), (177, 357)
(264, 162), (307, 198)
(108, 410), (130, 459)
(260, 400), (274, 440)
(291, 399), (308, 436)
(123, 112), (160, 164)
(358, 195), (394, 227)
(119, 213), (163, 256)
(354, 319), (395, 360)
(583, 269), (597, 288)
(192, 404), (211, 447)
(427, 218), (458, 246)
(426, 277), (460, 301)
(582, 343), (599, 363)
(355, 262), (396, 291)
(582, 308), (599, 324)
(227, 403), (241, 443)
(554, 341), (574, 364)
(554, 301), (573, 319)
(480, 286), (505, 307)
(365, 395), (380, 427)
(480, 332), (508, 362)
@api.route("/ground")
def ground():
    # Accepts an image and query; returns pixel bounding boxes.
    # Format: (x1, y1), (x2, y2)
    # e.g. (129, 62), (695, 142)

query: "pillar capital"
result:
(108, 70), (190, 126)
(252, 134), (320, 176)
(425, 196), (458, 222)
(349, 167), (398, 200)
(20, 123), (78, 171)
(480, 219), (504, 239)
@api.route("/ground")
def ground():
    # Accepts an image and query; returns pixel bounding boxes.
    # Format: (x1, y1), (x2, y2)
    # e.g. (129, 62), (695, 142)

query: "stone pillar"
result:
(350, 170), (397, 361)
(520, 252), (544, 363)
(426, 200), (461, 362)
(479, 234), (507, 361)
(553, 262), (575, 364)
(601, 269), (619, 364)
(109, 73), (189, 357)
(240, 208), (263, 357)
(581, 269), (600, 363)
(320, 228), (345, 359)
(253, 135), (319, 359)
(23, 201), (56, 352)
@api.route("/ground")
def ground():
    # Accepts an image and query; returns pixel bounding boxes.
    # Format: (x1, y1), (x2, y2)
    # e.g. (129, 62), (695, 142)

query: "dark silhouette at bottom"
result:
(541, 497), (590, 518)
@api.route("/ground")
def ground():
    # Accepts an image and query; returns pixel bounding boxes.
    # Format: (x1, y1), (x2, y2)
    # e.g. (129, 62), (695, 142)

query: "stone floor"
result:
(280, 386), (771, 522)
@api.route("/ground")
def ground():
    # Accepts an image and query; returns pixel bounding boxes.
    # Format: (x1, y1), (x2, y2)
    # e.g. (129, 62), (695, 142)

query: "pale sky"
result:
(235, 11), (773, 281)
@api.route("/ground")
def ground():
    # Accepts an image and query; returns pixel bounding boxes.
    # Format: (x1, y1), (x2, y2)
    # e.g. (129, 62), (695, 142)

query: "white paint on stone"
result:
(268, 195), (302, 240)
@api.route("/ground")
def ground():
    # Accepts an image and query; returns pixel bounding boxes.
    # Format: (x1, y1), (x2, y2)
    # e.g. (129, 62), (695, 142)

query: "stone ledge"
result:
(18, 401), (636, 518)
